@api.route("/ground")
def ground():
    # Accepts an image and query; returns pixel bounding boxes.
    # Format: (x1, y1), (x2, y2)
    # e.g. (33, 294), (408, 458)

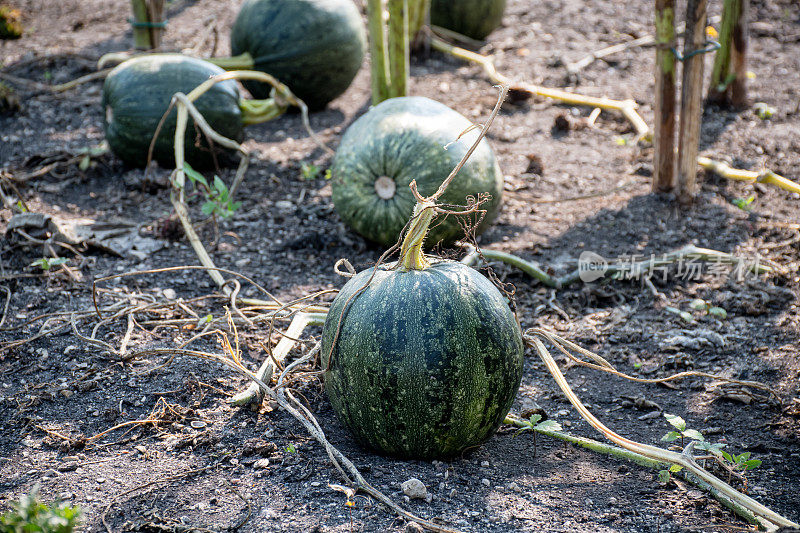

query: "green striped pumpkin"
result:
(321, 259), (523, 459)
(230, 0), (366, 110)
(331, 96), (503, 247)
(430, 0), (507, 40)
(102, 54), (243, 168)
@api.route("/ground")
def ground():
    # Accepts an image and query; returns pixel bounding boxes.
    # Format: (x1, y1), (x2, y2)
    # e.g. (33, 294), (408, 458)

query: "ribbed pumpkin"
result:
(330, 96), (503, 247)
(321, 258), (523, 459)
(229, 0), (366, 110)
(102, 54), (243, 168)
(430, 0), (507, 40)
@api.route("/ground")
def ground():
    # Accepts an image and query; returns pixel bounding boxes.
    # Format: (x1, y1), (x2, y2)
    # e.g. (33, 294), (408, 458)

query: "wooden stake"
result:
(730, 0), (749, 107)
(130, 0), (165, 50)
(386, 0), (410, 99)
(676, 0), (708, 205)
(653, 0), (677, 193)
(366, 0), (390, 104)
(707, 0), (748, 107)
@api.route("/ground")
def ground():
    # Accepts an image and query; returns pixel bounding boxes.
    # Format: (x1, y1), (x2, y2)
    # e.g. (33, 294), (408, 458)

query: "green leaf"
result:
(743, 459), (762, 470)
(201, 201), (217, 216)
(535, 419), (562, 432)
(183, 162), (209, 189)
(661, 431), (681, 442)
(528, 414), (543, 425)
(657, 470), (671, 484)
(286, 443), (297, 454)
(738, 452), (751, 462)
(721, 450), (733, 463)
(664, 413), (686, 431)
(732, 195), (756, 211)
(213, 175), (228, 196)
(669, 464), (683, 473)
(324, 169), (333, 180)
(682, 429), (705, 442)
(78, 155), (90, 171)
(708, 306), (727, 319)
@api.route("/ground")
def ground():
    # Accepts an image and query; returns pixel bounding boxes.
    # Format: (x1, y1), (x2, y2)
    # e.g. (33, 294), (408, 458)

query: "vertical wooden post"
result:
(387, 0), (410, 99)
(653, 0), (677, 193)
(130, 0), (165, 50)
(730, 0), (749, 107)
(676, 0), (708, 205)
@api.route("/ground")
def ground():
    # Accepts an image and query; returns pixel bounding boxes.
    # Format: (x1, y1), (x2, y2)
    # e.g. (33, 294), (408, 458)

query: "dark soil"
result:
(1, 0), (799, 532)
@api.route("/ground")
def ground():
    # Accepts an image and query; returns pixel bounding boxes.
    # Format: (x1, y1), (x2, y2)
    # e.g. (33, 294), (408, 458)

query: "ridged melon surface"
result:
(230, 0), (366, 110)
(102, 54), (243, 168)
(331, 96), (504, 247)
(322, 260), (523, 459)
(430, 0), (507, 40)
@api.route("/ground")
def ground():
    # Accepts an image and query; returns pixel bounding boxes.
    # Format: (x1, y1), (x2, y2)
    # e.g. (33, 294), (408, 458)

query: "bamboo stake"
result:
(653, 0), (677, 192)
(730, 0), (749, 107)
(366, 0), (390, 104)
(676, 0), (708, 204)
(386, 0), (410, 99)
(707, 0), (748, 107)
(130, 0), (165, 50)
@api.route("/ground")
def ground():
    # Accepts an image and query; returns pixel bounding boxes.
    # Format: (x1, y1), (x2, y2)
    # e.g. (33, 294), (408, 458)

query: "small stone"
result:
(59, 492), (74, 500)
(405, 522), (425, 533)
(401, 478), (427, 499)
(60, 390), (74, 398)
(480, 461), (490, 467)
(480, 478), (490, 487)
(275, 200), (294, 211)
(190, 420), (207, 429)
(135, 445), (147, 454)
(253, 458), (270, 469)
(162, 288), (177, 300)
(425, 493), (433, 503)
(608, 496), (618, 506)
(310, 481), (321, 487)
(64, 345), (78, 356)
(96, 477), (106, 483)
(507, 482), (521, 492)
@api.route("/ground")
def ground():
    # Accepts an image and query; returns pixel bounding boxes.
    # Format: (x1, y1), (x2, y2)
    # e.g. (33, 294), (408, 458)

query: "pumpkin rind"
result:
(330, 96), (504, 247)
(102, 54), (243, 168)
(321, 260), (523, 459)
(430, 0), (507, 40)
(230, 0), (366, 110)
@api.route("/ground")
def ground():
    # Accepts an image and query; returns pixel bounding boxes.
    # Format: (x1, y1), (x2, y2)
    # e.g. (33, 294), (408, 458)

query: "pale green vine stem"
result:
(526, 332), (798, 529)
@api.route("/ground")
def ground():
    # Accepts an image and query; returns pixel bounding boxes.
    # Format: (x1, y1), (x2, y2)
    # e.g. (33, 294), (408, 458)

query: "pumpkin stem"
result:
(238, 97), (289, 125)
(207, 52), (256, 71)
(399, 199), (435, 270)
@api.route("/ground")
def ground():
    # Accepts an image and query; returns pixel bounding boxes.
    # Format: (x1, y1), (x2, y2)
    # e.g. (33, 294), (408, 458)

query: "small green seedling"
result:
(30, 257), (69, 271)
(658, 413), (761, 487)
(300, 162), (320, 180)
(183, 163), (241, 220)
(285, 443), (297, 454)
(665, 306), (695, 324)
(324, 169), (333, 180)
(732, 195), (755, 211)
(514, 413), (563, 436)
(0, 486), (81, 533)
(753, 102), (775, 120)
(721, 450), (762, 473)
(689, 298), (728, 319)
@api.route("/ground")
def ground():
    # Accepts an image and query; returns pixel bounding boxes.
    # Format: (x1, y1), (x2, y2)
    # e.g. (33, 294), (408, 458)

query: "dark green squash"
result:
(430, 0), (507, 40)
(228, 0), (366, 110)
(321, 259), (523, 459)
(102, 54), (243, 168)
(330, 96), (504, 247)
